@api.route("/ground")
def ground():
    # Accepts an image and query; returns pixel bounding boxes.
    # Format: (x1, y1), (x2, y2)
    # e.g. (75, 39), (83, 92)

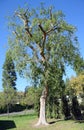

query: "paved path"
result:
(0, 109), (34, 116)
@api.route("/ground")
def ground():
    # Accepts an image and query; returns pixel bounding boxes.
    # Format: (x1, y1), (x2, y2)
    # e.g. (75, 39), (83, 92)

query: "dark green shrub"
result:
(71, 96), (82, 120)
(61, 95), (71, 120)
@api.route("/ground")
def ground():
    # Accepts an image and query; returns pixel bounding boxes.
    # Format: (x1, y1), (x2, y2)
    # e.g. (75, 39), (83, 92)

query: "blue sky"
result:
(0, 0), (84, 91)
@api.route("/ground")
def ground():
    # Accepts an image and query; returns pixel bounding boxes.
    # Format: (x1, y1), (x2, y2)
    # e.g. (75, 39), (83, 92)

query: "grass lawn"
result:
(0, 113), (84, 130)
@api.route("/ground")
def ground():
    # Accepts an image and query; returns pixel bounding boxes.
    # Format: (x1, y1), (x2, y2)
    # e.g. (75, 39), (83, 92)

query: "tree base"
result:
(35, 119), (49, 126)
(35, 93), (49, 126)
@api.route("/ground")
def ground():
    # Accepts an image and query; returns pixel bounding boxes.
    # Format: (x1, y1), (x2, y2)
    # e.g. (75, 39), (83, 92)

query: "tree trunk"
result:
(7, 104), (10, 118)
(35, 86), (49, 126)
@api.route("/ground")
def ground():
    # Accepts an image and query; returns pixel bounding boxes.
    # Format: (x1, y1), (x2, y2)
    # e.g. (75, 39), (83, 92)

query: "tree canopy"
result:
(68, 72), (84, 95)
(8, 4), (83, 87)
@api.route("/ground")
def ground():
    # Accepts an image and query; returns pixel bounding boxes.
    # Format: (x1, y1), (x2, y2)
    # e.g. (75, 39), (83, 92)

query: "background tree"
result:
(24, 86), (35, 109)
(24, 86), (42, 116)
(65, 72), (84, 120)
(0, 92), (6, 113)
(67, 72), (84, 95)
(61, 95), (71, 120)
(46, 62), (65, 118)
(2, 51), (17, 115)
(8, 4), (83, 125)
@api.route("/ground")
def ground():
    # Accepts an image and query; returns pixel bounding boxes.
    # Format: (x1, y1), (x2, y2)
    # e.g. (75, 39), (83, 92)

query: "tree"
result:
(46, 63), (65, 119)
(8, 4), (82, 125)
(71, 96), (82, 120)
(61, 95), (71, 120)
(0, 92), (5, 112)
(68, 73), (84, 95)
(2, 51), (17, 115)
(65, 73), (84, 120)
(24, 86), (35, 108)
(24, 86), (42, 115)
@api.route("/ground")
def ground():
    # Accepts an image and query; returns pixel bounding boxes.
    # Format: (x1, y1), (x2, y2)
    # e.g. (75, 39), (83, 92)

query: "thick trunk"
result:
(35, 86), (48, 126)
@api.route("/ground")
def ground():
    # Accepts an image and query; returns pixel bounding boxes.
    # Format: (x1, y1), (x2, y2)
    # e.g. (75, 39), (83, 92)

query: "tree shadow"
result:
(49, 119), (64, 124)
(0, 120), (16, 130)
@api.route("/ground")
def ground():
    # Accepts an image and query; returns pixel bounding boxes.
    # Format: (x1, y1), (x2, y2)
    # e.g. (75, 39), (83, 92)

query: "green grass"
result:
(0, 114), (84, 130)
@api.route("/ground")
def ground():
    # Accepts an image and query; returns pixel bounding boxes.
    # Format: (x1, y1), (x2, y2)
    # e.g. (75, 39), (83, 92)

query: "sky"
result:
(0, 0), (84, 91)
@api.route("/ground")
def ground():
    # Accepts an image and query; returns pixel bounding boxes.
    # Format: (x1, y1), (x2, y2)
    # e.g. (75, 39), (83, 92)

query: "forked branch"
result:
(15, 10), (61, 63)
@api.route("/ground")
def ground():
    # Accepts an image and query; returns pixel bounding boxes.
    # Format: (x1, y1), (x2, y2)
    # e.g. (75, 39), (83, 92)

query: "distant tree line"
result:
(0, 82), (84, 120)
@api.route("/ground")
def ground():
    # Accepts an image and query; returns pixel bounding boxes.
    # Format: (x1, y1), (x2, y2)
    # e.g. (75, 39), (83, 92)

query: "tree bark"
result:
(35, 87), (49, 126)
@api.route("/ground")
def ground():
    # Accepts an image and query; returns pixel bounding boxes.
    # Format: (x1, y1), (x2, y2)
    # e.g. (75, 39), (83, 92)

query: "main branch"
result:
(15, 12), (32, 37)
(38, 23), (46, 57)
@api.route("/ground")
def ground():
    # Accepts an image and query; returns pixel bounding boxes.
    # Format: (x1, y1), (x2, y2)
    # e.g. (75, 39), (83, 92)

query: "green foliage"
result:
(71, 96), (82, 120)
(0, 114), (84, 130)
(2, 50), (17, 113)
(25, 86), (42, 115)
(0, 92), (5, 109)
(73, 55), (84, 75)
(2, 51), (17, 90)
(8, 4), (81, 86)
(46, 96), (61, 119)
(34, 87), (43, 116)
(24, 86), (36, 106)
(66, 72), (84, 95)
(61, 95), (71, 120)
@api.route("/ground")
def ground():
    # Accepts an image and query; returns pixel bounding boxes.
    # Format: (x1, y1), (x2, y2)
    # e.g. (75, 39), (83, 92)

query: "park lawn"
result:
(0, 114), (84, 130)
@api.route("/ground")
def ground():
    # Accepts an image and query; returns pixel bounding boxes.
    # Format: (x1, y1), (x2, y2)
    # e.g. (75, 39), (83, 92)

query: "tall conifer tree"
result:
(2, 51), (17, 114)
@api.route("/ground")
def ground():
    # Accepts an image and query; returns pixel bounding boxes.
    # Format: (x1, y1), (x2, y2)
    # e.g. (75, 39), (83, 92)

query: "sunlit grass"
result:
(0, 114), (84, 130)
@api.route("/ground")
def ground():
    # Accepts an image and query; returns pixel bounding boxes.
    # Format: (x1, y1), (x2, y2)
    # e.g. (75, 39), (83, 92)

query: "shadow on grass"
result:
(49, 119), (64, 124)
(0, 120), (16, 130)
